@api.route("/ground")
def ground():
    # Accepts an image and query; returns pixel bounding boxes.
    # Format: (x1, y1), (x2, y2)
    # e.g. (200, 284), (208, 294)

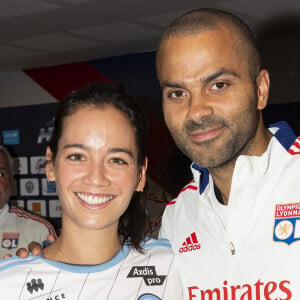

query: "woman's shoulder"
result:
(139, 237), (172, 249)
(135, 237), (174, 258)
(0, 255), (41, 272)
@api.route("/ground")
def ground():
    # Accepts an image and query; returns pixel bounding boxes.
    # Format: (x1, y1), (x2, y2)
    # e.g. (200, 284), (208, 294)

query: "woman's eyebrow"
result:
(108, 147), (134, 158)
(63, 144), (88, 150)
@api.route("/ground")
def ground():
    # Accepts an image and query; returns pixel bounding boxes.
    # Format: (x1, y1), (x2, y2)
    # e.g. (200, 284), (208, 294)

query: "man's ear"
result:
(136, 157), (148, 192)
(45, 146), (56, 182)
(256, 69), (270, 110)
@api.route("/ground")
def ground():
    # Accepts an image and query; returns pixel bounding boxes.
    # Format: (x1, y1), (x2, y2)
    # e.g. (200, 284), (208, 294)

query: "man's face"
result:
(156, 28), (266, 168)
(0, 152), (12, 209)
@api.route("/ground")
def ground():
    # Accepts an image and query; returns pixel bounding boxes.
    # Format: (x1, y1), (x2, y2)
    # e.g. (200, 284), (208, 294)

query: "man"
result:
(0, 145), (57, 257)
(15, 8), (300, 299)
(156, 8), (299, 299)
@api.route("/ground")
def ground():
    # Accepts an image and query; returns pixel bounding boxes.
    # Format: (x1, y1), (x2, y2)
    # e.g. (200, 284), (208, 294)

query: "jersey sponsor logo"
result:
(1, 232), (19, 249)
(46, 292), (66, 300)
(288, 137), (300, 155)
(138, 294), (161, 300)
(274, 203), (300, 244)
(188, 279), (292, 300)
(179, 232), (201, 253)
(26, 278), (44, 294)
(127, 266), (166, 286)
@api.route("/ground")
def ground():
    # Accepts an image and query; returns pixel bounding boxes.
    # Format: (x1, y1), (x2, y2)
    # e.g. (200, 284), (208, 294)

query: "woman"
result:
(0, 82), (182, 299)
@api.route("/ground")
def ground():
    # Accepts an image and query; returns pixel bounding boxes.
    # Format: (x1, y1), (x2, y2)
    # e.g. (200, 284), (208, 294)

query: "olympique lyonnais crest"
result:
(274, 203), (300, 245)
(2, 233), (19, 249)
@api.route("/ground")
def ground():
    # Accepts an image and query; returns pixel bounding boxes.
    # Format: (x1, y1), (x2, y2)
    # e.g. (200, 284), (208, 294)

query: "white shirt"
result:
(160, 121), (300, 299)
(0, 238), (183, 299)
(0, 204), (57, 257)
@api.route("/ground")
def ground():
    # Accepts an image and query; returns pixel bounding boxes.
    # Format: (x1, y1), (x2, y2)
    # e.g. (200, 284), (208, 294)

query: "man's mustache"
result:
(184, 117), (226, 133)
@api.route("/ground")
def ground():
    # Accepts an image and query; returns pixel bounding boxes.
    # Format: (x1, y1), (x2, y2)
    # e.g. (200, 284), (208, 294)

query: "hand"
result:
(2, 234), (56, 259)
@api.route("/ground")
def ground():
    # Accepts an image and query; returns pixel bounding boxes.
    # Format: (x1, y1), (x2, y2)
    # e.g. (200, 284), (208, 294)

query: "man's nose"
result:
(186, 94), (213, 123)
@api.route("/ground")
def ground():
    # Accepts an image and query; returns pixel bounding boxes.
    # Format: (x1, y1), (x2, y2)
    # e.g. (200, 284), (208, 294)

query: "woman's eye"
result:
(168, 90), (186, 98)
(211, 82), (229, 90)
(68, 153), (84, 161)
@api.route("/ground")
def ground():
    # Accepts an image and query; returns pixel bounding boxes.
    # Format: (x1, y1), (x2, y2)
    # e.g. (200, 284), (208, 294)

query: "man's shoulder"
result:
(269, 121), (300, 157)
(165, 180), (199, 209)
(286, 136), (300, 157)
(8, 206), (57, 236)
(9, 206), (48, 224)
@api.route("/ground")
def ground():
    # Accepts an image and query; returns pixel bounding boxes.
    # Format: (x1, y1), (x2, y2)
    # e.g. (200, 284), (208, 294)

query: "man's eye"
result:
(211, 82), (229, 90)
(67, 154), (84, 161)
(109, 158), (128, 165)
(0, 172), (6, 177)
(169, 90), (186, 98)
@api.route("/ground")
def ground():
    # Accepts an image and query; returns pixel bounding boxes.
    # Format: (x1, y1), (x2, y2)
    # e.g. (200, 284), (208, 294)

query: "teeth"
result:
(76, 192), (113, 205)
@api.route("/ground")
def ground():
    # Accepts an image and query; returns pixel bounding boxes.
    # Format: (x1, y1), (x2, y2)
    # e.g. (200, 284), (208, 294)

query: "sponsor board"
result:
(37, 118), (54, 144)
(2, 129), (19, 145)
(11, 179), (18, 196)
(16, 200), (25, 208)
(15, 157), (28, 175)
(49, 200), (62, 218)
(30, 156), (46, 174)
(41, 178), (57, 195)
(27, 200), (46, 217)
(20, 178), (39, 196)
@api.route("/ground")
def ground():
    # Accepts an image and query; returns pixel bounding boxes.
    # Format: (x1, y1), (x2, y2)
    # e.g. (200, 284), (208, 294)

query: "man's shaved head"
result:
(157, 8), (261, 81)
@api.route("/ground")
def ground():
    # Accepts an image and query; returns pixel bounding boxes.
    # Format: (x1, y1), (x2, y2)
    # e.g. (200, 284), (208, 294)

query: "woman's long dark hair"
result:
(48, 82), (149, 250)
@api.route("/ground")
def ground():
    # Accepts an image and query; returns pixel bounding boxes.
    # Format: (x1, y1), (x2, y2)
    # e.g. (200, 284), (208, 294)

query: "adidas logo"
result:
(179, 232), (201, 253)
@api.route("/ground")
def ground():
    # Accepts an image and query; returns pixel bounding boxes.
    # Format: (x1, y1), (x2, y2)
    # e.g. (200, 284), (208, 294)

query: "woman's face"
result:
(46, 105), (146, 232)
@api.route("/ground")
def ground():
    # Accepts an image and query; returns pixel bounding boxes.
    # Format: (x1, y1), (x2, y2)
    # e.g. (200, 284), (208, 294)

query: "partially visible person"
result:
(0, 145), (57, 258)
(0, 82), (182, 299)
(156, 8), (300, 298)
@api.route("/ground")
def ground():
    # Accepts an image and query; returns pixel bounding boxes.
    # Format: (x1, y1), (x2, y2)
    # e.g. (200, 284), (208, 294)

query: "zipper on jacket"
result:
(230, 242), (236, 255)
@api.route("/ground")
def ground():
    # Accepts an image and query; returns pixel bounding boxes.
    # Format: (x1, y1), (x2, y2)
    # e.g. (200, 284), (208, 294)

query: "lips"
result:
(76, 192), (113, 205)
(188, 126), (224, 143)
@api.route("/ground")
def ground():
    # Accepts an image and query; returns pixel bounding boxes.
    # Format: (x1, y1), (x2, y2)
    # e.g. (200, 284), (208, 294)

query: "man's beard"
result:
(173, 101), (260, 168)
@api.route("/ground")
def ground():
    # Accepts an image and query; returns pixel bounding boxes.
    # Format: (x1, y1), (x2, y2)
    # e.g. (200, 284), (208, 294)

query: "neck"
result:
(209, 162), (234, 205)
(43, 220), (121, 265)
